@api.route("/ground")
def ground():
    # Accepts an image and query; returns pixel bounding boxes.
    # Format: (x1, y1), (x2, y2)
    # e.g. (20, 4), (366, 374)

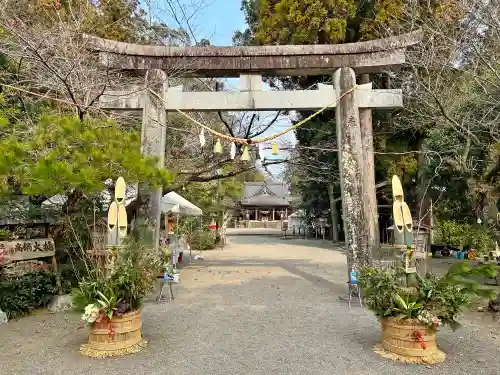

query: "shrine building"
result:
(236, 182), (290, 228)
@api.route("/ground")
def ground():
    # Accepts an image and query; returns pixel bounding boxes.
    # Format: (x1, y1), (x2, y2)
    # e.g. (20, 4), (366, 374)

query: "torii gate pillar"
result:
(334, 67), (371, 278)
(136, 69), (167, 249)
(360, 73), (379, 253)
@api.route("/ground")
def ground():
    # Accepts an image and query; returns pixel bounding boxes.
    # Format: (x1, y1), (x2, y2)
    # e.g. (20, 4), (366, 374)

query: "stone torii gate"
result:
(88, 31), (420, 276)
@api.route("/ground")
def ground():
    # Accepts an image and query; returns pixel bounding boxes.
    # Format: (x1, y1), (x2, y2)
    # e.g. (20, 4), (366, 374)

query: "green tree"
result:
(236, 0), (404, 46)
(0, 91), (174, 249)
(234, 0), (410, 240)
(0, 113), (173, 197)
(2, 0), (148, 42)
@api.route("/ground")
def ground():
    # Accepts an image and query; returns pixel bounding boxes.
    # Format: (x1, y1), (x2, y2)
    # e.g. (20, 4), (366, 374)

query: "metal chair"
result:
(157, 274), (176, 303)
(348, 271), (363, 307)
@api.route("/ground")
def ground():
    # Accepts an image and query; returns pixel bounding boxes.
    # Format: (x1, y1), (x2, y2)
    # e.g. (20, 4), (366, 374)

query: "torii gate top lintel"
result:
(86, 31), (421, 77)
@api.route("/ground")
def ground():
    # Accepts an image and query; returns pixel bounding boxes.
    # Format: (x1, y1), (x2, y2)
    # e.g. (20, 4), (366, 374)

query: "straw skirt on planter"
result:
(80, 310), (147, 358)
(374, 317), (445, 364)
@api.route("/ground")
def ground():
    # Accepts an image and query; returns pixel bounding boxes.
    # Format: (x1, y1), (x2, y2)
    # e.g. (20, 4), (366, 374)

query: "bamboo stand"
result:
(80, 177), (147, 357)
(374, 175), (445, 365)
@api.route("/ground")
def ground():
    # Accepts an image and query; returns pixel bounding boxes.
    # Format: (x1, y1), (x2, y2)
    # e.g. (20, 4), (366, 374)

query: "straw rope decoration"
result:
(171, 84), (357, 147)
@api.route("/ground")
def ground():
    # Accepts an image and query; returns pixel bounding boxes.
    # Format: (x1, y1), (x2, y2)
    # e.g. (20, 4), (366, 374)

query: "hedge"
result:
(0, 270), (56, 319)
(185, 230), (217, 250)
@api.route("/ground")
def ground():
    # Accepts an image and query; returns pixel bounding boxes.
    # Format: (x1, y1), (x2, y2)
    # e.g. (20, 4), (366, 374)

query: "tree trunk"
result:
(417, 135), (431, 233)
(218, 210), (232, 247)
(328, 181), (339, 243)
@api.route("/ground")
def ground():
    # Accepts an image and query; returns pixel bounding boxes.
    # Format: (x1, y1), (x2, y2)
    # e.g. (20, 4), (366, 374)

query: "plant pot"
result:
(374, 317), (445, 365)
(80, 310), (146, 357)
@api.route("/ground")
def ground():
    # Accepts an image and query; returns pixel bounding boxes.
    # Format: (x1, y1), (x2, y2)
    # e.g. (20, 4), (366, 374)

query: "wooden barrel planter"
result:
(373, 317), (445, 365)
(80, 310), (147, 358)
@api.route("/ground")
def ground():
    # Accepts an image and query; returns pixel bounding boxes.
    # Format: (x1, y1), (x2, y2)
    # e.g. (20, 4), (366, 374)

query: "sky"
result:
(151, 0), (293, 179)
(190, 0), (245, 46)
(148, 0), (245, 47)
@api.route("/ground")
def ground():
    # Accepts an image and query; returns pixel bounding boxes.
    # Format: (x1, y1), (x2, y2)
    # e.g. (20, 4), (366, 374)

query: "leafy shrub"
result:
(434, 220), (496, 255)
(0, 270), (56, 319)
(0, 228), (12, 240)
(160, 245), (172, 265)
(71, 278), (108, 311)
(72, 227), (163, 316)
(58, 261), (89, 294)
(185, 230), (217, 250)
(358, 262), (497, 330)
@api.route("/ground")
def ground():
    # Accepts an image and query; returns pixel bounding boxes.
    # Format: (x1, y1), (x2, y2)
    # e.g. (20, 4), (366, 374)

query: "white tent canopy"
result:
(289, 209), (306, 218)
(288, 209), (306, 228)
(161, 192), (202, 216)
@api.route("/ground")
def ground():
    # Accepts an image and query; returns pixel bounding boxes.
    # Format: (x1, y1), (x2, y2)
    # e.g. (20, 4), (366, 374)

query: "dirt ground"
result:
(0, 234), (499, 375)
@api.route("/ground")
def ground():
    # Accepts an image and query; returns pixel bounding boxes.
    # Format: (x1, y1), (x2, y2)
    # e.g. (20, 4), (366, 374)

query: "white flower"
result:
(82, 304), (100, 323)
(417, 309), (441, 327)
(84, 304), (96, 313)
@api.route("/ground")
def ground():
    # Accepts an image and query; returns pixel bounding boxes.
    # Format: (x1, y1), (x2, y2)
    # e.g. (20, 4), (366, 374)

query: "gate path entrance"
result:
(90, 31), (420, 278)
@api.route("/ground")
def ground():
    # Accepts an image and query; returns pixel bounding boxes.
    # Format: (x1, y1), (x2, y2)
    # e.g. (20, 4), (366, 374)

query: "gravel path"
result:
(0, 235), (499, 375)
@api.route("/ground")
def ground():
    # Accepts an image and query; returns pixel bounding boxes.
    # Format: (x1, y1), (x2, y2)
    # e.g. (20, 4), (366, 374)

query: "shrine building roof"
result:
(241, 182), (289, 207)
